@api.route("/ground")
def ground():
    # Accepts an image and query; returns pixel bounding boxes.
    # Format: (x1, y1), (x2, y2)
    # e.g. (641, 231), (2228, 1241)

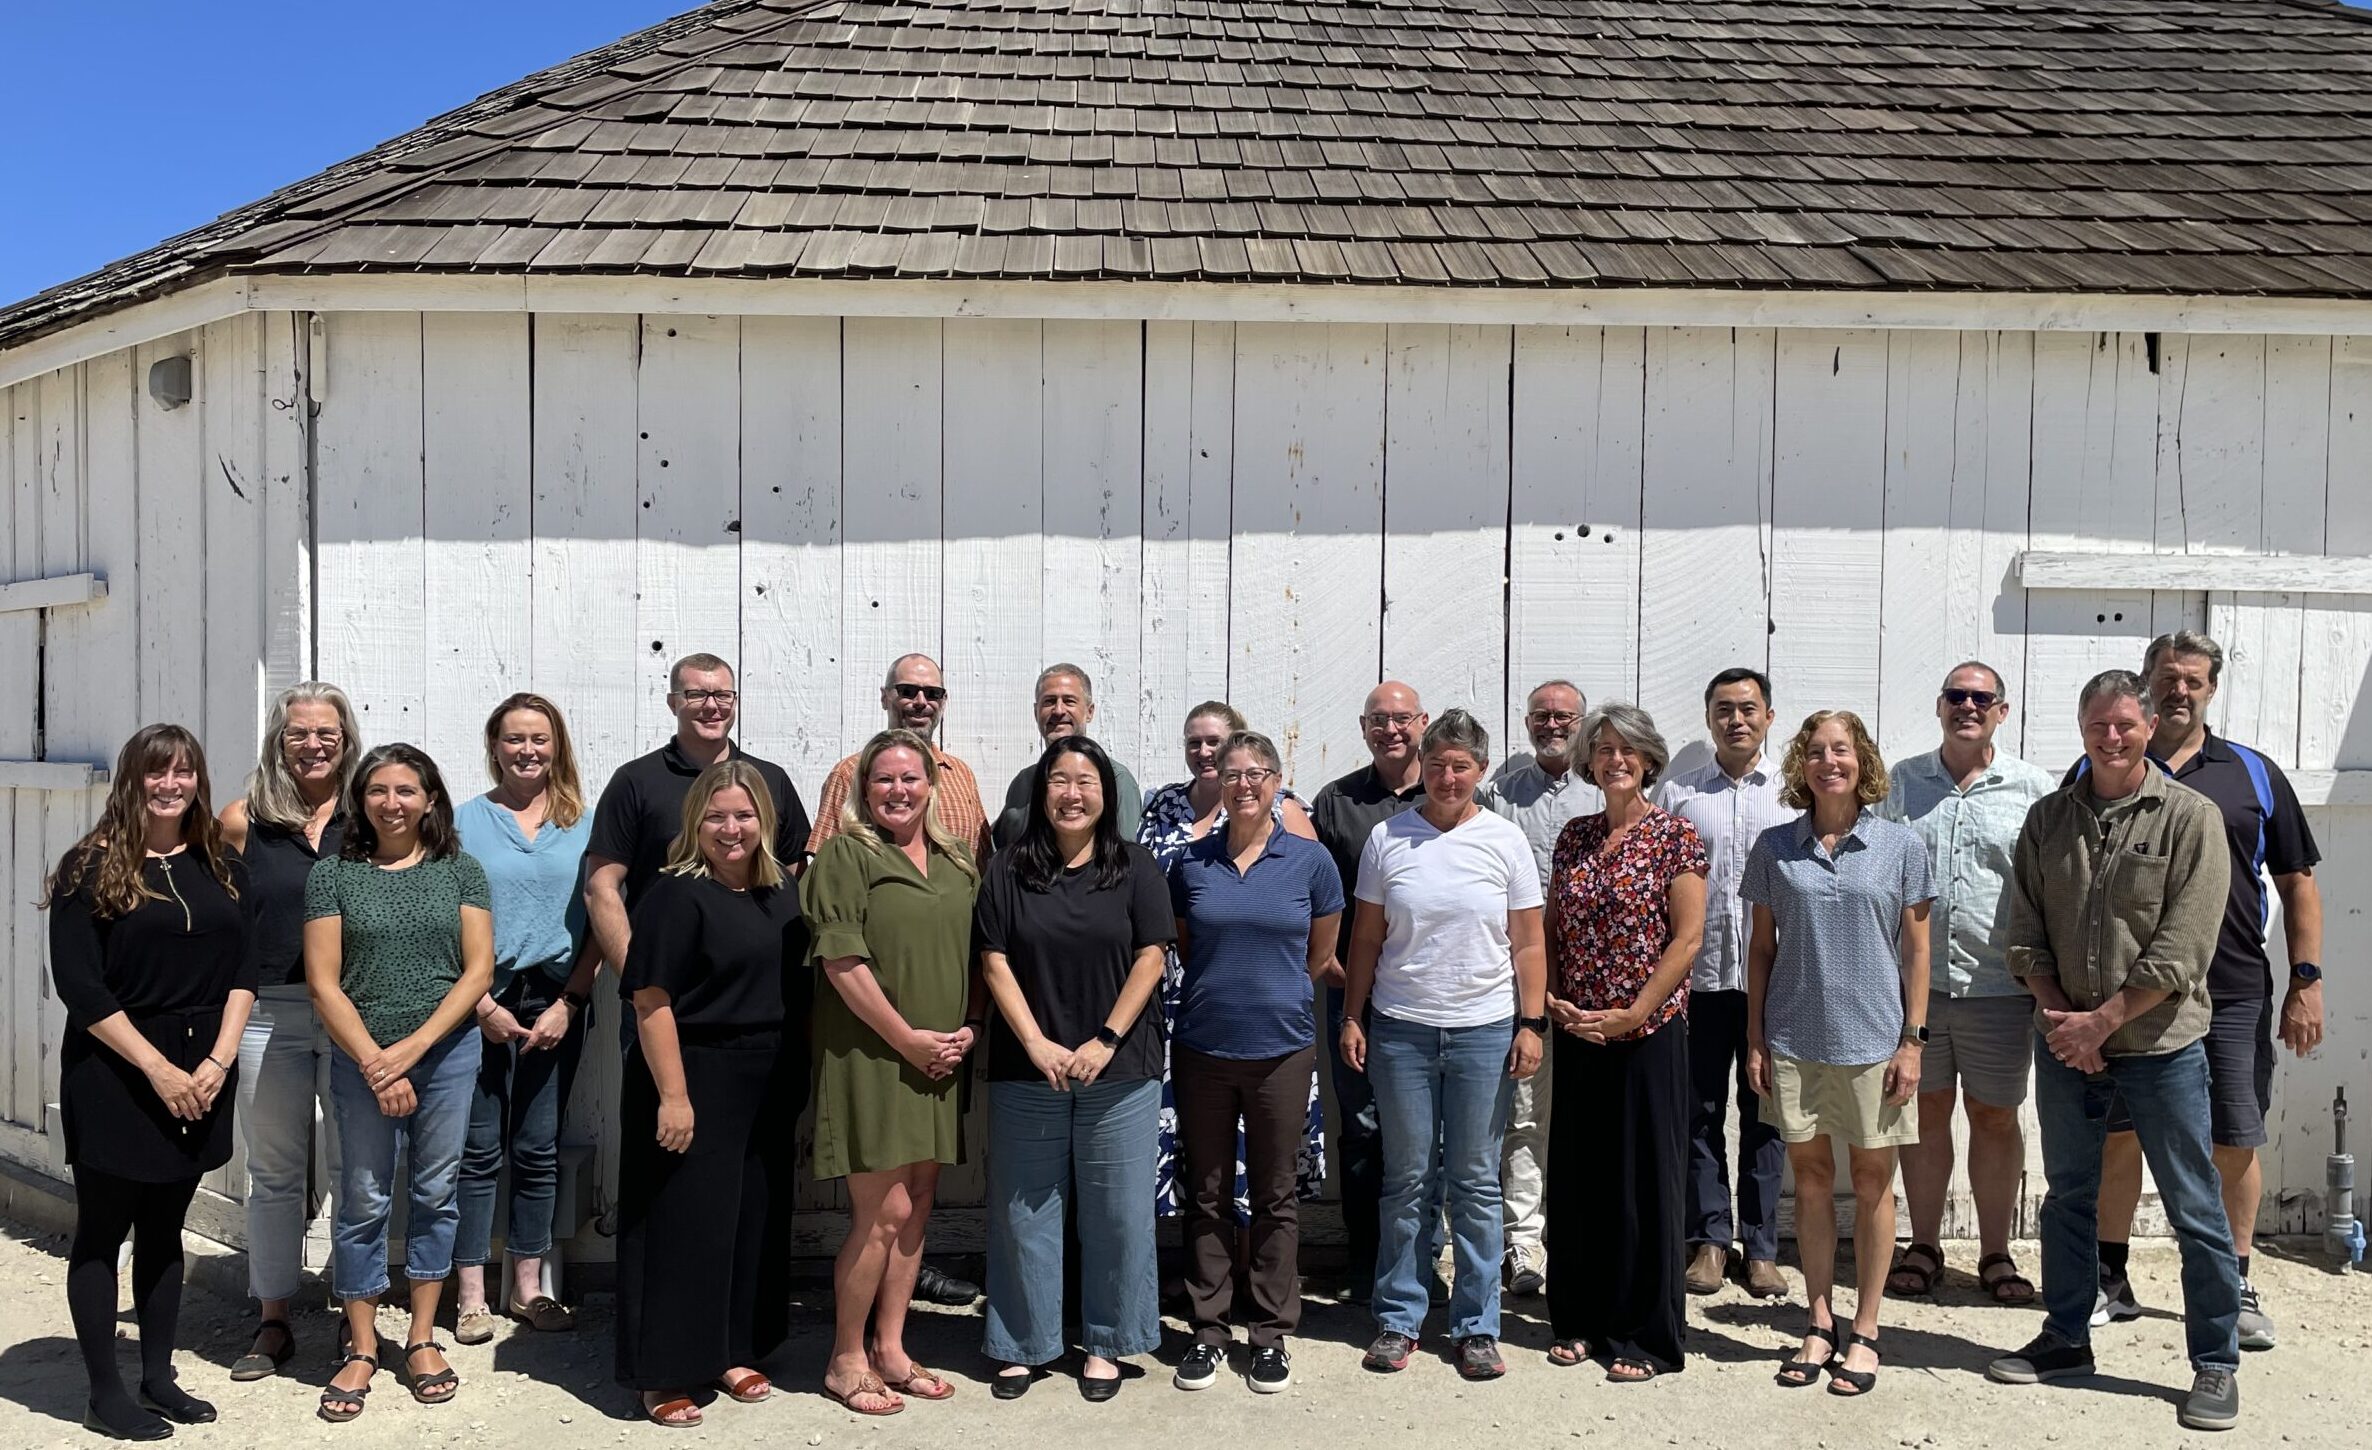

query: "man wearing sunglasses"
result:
(1877, 662), (2053, 1308)
(989, 663), (1145, 852)
(808, 653), (993, 867)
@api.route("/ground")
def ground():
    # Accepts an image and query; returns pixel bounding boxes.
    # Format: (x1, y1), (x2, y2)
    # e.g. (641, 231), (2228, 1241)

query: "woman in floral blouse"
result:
(1541, 703), (1708, 1382)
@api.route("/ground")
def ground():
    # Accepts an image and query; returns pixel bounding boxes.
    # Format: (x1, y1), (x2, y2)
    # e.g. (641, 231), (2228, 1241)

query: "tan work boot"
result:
(1685, 1243), (1730, 1295)
(1743, 1258), (1788, 1300)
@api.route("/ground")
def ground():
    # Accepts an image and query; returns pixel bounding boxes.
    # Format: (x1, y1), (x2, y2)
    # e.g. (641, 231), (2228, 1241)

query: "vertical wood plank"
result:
(1228, 321), (1386, 788)
(840, 317), (943, 751)
(34, 363), (89, 1136)
(1876, 330), (1960, 762)
(739, 315), (844, 788)
(1, 387), (33, 1128)
(2299, 336), (2372, 772)
(1381, 323), (1511, 735)
(1042, 319), (1146, 772)
(1966, 331), (2036, 758)
(635, 315), (743, 726)
(200, 314), (267, 770)
(422, 313), (533, 782)
(313, 313), (426, 743)
(1770, 328), (1888, 731)
(1139, 320), (1237, 767)
(940, 318), (1044, 796)
(136, 333), (208, 730)
(260, 315), (311, 693)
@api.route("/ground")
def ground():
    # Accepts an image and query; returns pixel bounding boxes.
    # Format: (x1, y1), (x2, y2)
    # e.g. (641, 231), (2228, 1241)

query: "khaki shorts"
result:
(1770, 1053), (1919, 1150)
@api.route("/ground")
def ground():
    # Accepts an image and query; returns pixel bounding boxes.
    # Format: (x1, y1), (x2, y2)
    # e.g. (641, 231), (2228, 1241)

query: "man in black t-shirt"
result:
(2081, 632), (2324, 1351)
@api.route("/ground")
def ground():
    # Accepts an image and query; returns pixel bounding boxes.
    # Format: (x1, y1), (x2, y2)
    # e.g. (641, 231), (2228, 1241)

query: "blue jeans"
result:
(1367, 1013), (1513, 1341)
(2034, 1036), (2240, 1370)
(328, 1027), (482, 1301)
(455, 972), (586, 1265)
(983, 1077), (1161, 1365)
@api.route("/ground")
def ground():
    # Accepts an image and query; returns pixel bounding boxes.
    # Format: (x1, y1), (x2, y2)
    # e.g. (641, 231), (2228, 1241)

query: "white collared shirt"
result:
(1653, 754), (1793, 993)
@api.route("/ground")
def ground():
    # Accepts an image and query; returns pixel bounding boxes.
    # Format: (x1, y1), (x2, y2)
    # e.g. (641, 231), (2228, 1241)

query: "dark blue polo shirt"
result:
(1169, 828), (1346, 1060)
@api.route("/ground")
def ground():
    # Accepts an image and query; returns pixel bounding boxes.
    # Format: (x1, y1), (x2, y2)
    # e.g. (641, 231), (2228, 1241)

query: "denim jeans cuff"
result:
(335, 1277), (392, 1303)
(1080, 1330), (1162, 1360)
(404, 1259), (456, 1285)
(450, 1254), (492, 1269)
(982, 1335), (1065, 1367)
(506, 1238), (553, 1259)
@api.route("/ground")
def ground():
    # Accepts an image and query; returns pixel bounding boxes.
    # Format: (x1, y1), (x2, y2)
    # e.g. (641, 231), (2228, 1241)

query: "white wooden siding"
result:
(2, 313), (2367, 1252)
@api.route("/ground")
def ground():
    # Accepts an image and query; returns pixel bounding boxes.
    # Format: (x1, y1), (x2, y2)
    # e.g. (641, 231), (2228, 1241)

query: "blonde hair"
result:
(482, 692), (587, 829)
(247, 682), (361, 831)
(837, 729), (980, 882)
(661, 760), (786, 890)
(1779, 710), (1890, 810)
(1185, 700), (1247, 734)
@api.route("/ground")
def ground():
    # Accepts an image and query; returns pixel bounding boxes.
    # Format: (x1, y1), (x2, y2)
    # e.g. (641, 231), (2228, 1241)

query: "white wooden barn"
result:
(2, 0), (2369, 1263)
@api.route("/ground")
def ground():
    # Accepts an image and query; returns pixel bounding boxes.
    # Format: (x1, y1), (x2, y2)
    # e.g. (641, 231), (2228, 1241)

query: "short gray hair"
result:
(1421, 709), (1491, 768)
(1576, 702), (1671, 790)
(1220, 729), (1282, 774)
(1035, 662), (1094, 701)
(1941, 659), (2006, 697)
(2079, 669), (2156, 718)
(2144, 630), (2224, 685)
(1526, 679), (1586, 711)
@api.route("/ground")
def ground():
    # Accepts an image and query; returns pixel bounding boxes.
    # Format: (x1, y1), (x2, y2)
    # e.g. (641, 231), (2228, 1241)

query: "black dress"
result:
(49, 850), (258, 1182)
(614, 872), (808, 1390)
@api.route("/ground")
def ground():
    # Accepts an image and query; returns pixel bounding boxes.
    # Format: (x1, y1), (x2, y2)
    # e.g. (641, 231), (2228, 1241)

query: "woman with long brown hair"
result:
(46, 724), (257, 1438)
(614, 760), (806, 1427)
(451, 693), (601, 1342)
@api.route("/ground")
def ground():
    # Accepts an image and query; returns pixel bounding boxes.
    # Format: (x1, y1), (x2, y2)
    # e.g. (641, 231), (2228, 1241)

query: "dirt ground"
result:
(0, 1226), (2363, 1449)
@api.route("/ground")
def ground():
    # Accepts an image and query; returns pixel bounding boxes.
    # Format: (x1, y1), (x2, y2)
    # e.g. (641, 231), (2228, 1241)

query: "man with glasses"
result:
(1878, 662), (2053, 1306)
(989, 663), (1146, 852)
(1653, 667), (1792, 1300)
(809, 653), (992, 864)
(1479, 680), (1601, 1297)
(1308, 682), (1431, 1300)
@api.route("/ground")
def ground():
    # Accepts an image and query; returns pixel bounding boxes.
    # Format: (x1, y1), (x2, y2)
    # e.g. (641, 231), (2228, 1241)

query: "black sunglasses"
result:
(1941, 688), (2000, 708)
(892, 682), (948, 703)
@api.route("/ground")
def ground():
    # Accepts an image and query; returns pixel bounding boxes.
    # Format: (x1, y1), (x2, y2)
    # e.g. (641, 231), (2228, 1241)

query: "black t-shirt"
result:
(1308, 764), (1424, 934)
(2062, 730), (2319, 1001)
(49, 850), (259, 1027)
(589, 738), (812, 913)
(973, 842), (1175, 1083)
(240, 813), (345, 986)
(621, 872), (804, 1033)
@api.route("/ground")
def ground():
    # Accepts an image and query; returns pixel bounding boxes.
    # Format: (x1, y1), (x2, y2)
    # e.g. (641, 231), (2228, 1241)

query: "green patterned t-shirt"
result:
(304, 853), (491, 1045)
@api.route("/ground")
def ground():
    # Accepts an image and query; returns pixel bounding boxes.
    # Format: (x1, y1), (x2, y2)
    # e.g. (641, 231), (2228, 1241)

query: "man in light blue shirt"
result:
(1653, 667), (1793, 1299)
(1878, 661), (2053, 1304)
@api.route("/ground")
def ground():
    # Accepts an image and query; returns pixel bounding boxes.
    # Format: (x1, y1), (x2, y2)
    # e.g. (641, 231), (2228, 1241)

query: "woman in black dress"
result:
(615, 761), (806, 1428)
(45, 724), (257, 1440)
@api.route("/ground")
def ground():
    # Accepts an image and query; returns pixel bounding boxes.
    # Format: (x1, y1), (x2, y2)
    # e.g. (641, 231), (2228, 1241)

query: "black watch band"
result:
(1094, 1025), (1122, 1049)
(2290, 961), (2323, 984)
(563, 989), (590, 1009)
(1516, 1015), (1550, 1034)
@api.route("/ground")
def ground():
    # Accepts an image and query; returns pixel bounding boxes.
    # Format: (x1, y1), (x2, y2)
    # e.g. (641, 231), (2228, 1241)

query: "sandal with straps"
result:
(643, 1392), (702, 1428)
(318, 1353), (378, 1423)
(232, 1318), (296, 1382)
(1827, 1331), (1882, 1397)
(824, 1370), (905, 1416)
(1886, 1242), (1945, 1298)
(1775, 1322), (1838, 1388)
(1978, 1252), (2037, 1305)
(403, 1341), (461, 1405)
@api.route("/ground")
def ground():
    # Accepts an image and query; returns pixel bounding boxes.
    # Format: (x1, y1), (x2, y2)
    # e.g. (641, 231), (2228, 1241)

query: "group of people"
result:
(43, 630), (2320, 1437)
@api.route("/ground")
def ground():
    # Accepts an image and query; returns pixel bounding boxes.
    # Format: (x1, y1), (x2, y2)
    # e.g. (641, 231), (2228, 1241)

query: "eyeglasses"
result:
(1941, 688), (2000, 709)
(282, 728), (344, 746)
(1526, 710), (1581, 727)
(1218, 768), (1278, 787)
(676, 689), (738, 707)
(891, 682), (947, 702)
(1362, 712), (1419, 730)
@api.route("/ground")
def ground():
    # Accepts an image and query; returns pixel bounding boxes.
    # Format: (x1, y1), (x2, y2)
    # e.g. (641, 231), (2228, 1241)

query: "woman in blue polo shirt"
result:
(1167, 731), (1344, 1395)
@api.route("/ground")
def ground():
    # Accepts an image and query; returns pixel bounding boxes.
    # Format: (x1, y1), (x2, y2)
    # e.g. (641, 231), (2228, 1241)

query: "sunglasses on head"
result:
(1942, 688), (1999, 708)
(892, 682), (948, 702)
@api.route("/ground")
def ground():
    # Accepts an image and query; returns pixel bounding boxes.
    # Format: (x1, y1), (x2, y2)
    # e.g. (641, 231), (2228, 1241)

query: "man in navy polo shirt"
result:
(2085, 631), (2324, 1350)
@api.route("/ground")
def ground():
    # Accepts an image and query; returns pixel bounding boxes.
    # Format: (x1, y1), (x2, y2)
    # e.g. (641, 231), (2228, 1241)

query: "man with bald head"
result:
(1309, 682), (1431, 1299)
(809, 653), (992, 864)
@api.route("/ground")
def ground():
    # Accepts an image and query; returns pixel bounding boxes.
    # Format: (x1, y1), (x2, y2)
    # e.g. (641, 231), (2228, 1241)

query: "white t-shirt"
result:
(1355, 806), (1544, 1029)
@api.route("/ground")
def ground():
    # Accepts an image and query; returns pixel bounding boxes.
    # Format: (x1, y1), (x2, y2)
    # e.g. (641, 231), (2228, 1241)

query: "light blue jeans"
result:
(235, 983), (342, 1302)
(1368, 1013), (1514, 1341)
(328, 1028), (481, 1301)
(983, 1077), (1161, 1365)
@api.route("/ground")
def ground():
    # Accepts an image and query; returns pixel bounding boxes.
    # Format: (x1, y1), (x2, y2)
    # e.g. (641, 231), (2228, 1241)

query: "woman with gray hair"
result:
(1340, 709), (1547, 1382)
(1540, 704), (1708, 1381)
(219, 682), (362, 1381)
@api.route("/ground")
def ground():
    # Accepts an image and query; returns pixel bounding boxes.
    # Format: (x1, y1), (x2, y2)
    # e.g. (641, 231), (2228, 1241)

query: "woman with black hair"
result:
(976, 734), (1173, 1401)
(46, 724), (256, 1439)
(304, 743), (494, 1422)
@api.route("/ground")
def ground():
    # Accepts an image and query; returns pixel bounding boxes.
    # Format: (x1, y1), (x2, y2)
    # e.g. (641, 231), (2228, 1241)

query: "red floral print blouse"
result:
(1548, 808), (1710, 1041)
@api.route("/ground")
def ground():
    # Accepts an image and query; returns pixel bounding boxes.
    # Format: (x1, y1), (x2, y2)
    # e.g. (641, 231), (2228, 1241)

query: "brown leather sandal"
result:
(642, 1392), (701, 1428)
(877, 1364), (954, 1400)
(824, 1371), (904, 1416)
(505, 1294), (576, 1332)
(716, 1369), (772, 1403)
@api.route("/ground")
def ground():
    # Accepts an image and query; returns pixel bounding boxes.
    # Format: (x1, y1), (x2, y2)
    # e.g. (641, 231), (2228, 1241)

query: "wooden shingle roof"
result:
(9, 0), (2372, 346)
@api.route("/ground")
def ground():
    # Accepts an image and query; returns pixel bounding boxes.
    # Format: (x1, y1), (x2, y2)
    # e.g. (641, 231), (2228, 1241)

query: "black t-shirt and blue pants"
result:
(974, 845), (1174, 1368)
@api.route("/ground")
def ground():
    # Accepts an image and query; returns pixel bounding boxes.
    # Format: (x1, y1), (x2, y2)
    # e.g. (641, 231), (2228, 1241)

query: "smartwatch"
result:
(1516, 1015), (1550, 1034)
(1901, 1023), (1930, 1045)
(1094, 1026), (1122, 1050)
(2291, 961), (2323, 984)
(563, 988), (591, 1010)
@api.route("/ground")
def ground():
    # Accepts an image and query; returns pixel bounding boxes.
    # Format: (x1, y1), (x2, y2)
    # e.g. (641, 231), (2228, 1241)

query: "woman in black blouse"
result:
(976, 735), (1173, 1401)
(615, 761), (806, 1428)
(45, 724), (257, 1440)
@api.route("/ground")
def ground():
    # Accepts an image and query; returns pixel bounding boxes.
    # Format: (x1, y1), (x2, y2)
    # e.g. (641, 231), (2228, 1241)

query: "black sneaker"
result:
(1173, 1343), (1223, 1392)
(1362, 1331), (1415, 1373)
(2089, 1271), (2140, 1327)
(2179, 1366), (2240, 1431)
(1455, 1334), (1506, 1381)
(1248, 1346), (1292, 1394)
(1986, 1330), (2097, 1384)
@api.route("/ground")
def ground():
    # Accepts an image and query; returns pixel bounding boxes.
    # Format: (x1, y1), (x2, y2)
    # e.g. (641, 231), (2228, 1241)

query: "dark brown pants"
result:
(1174, 1043), (1316, 1348)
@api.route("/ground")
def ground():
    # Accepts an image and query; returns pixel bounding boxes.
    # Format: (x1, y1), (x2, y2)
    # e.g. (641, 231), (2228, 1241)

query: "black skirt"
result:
(60, 1005), (238, 1183)
(615, 1028), (805, 1389)
(1544, 1020), (1690, 1373)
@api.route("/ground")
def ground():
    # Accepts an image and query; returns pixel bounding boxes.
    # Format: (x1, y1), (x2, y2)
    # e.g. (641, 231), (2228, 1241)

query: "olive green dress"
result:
(805, 831), (978, 1178)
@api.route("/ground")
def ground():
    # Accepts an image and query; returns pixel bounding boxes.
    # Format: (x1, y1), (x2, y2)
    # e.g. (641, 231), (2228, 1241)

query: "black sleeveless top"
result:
(241, 811), (345, 986)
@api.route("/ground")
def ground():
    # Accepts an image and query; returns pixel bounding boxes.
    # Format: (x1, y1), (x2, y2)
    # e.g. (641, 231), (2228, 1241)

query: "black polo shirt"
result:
(1308, 763), (1425, 928)
(588, 738), (813, 913)
(2063, 729), (2318, 1002)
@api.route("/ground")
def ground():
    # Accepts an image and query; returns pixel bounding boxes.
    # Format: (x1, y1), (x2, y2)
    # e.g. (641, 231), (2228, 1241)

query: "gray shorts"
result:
(1918, 992), (2035, 1108)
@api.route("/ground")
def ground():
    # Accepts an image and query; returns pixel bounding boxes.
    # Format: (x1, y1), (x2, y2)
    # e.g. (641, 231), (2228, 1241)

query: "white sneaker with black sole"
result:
(1249, 1345), (1292, 1394)
(2236, 1279), (2277, 1350)
(1174, 1342), (1223, 1391)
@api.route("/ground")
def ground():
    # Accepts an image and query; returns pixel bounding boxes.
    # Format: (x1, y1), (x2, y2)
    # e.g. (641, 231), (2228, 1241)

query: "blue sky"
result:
(0, 2), (681, 305)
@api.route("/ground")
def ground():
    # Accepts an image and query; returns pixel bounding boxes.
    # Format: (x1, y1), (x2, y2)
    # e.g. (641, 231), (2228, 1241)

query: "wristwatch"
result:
(2291, 961), (2323, 984)
(563, 988), (591, 1010)
(1094, 1025), (1122, 1049)
(1901, 1024), (1930, 1045)
(1516, 1015), (1550, 1034)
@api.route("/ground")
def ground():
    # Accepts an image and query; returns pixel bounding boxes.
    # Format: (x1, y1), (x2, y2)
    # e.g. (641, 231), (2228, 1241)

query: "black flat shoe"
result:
(83, 1402), (173, 1441)
(913, 1264), (981, 1307)
(1079, 1373), (1121, 1403)
(137, 1383), (217, 1425)
(990, 1368), (1039, 1401)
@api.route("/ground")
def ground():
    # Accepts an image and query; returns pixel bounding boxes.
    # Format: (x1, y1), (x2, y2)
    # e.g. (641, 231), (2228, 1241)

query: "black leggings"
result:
(67, 1167), (199, 1411)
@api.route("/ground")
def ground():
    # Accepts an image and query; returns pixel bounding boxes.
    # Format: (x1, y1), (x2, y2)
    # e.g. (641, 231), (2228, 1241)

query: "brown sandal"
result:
(1978, 1252), (2037, 1305)
(877, 1364), (953, 1400)
(717, 1370), (772, 1403)
(642, 1393), (702, 1428)
(824, 1371), (904, 1416)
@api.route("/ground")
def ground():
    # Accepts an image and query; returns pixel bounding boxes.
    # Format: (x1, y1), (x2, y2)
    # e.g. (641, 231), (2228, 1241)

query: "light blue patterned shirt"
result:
(1740, 810), (1935, 1066)
(1654, 756), (1793, 994)
(1880, 749), (2054, 1000)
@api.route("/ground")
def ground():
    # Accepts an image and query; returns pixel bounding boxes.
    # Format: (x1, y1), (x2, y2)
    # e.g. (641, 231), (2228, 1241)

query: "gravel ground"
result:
(0, 1226), (2363, 1449)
